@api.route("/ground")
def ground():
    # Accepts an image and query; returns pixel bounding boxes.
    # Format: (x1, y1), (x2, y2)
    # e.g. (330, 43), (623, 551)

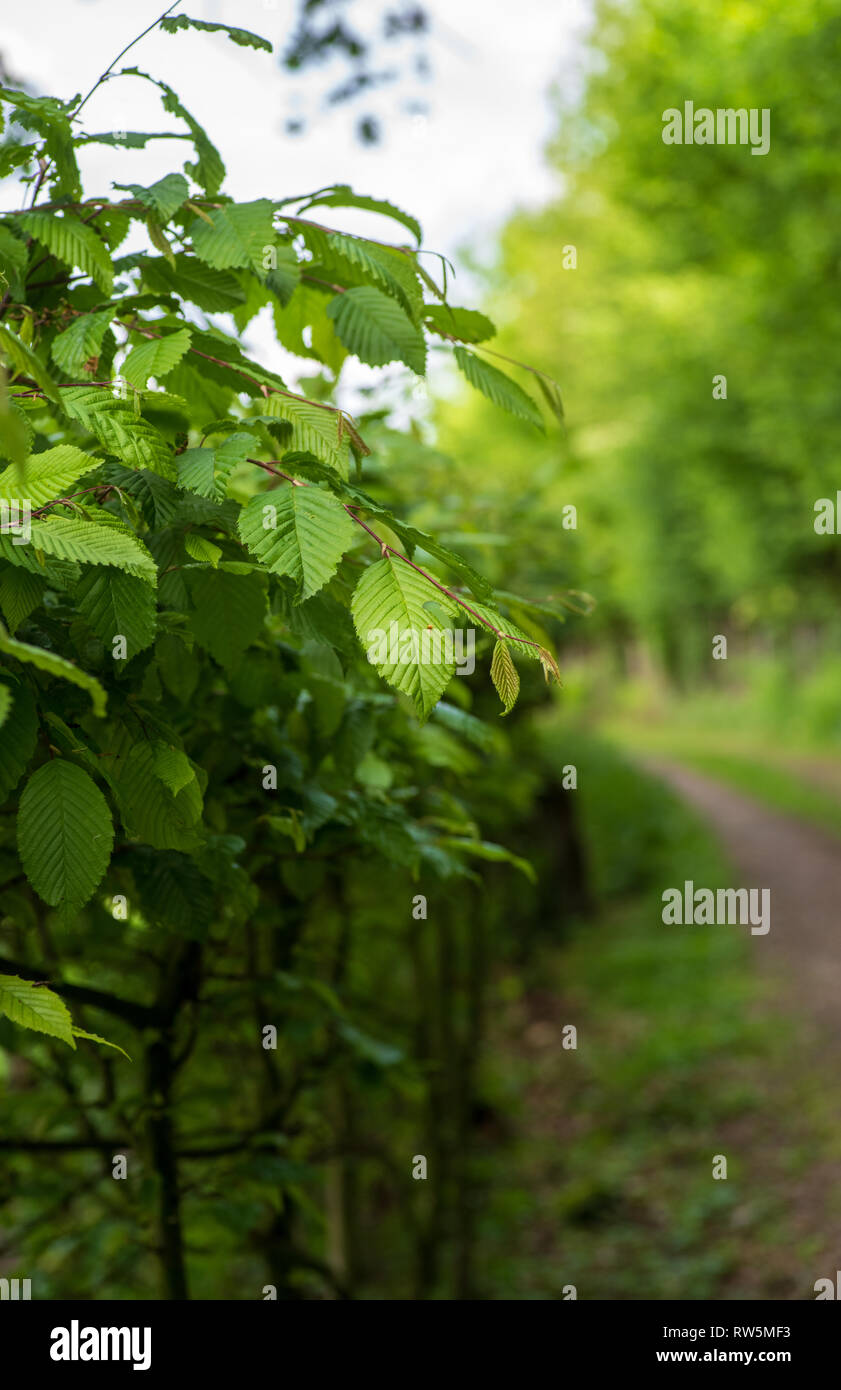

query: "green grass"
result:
(475, 727), (841, 1300)
(603, 716), (841, 841)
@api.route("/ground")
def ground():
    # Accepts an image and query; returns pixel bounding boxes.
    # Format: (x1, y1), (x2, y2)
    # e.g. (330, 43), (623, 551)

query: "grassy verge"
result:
(475, 729), (841, 1299)
(602, 717), (841, 841)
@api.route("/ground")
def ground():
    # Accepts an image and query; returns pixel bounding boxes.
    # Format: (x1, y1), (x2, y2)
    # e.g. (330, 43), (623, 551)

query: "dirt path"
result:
(644, 757), (841, 1042)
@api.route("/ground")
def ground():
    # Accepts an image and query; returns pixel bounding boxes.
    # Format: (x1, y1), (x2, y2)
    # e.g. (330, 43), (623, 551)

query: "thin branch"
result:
(121, 315), (364, 436)
(0, 954), (163, 1029)
(70, 3), (184, 121)
(246, 458), (552, 656)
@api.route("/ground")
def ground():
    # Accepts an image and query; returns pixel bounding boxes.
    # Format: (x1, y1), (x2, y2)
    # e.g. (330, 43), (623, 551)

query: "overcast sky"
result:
(1, 0), (590, 403)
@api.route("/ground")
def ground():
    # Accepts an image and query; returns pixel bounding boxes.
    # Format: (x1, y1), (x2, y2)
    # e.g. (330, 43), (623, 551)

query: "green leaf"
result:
(175, 430), (256, 500)
(17, 760), (114, 908)
(0, 144), (36, 180)
(0, 324), (60, 401)
(183, 533), (222, 567)
(122, 328), (192, 388)
(0, 620), (106, 716)
(137, 253), (246, 312)
(465, 597), (560, 677)
(290, 185), (422, 244)
(153, 742), (195, 795)
(0, 567), (47, 632)
(160, 14), (273, 53)
(61, 386), (174, 478)
(99, 462), (179, 528)
(351, 555), (459, 721)
(0, 679), (37, 799)
(28, 516), (157, 584)
(238, 485), (355, 601)
(189, 200), (274, 270)
(79, 130), (192, 150)
(2, 88), (80, 200)
(0, 974), (75, 1048)
(0, 444), (97, 508)
(327, 287), (426, 373)
(51, 310), (113, 377)
(260, 394), (350, 478)
(337, 1019), (403, 1067)
(18, 210), (113, 294)
(0, 223), (28, 287)
(0, 397), (32, 466)
(424, 305), (496, 344)
(321, 233), (417, 316)
(490, 638), (520, 715)
(71, 1027), (131, 1060)
(107, 726), (203, 851)
(0, 682), (10, 728)
(453, 346), (544, 430)
(534, 372), (565, 424)
(121, 68), (226, 195)
(134, 849), (215, 938)
(264, 247), (300, 307)
(187, 568), (267, 670)
(438, 837), (536, 882)
(75, 568), (157, 657)
(113, 172), (190, 221)
(145, 214), (176, 266)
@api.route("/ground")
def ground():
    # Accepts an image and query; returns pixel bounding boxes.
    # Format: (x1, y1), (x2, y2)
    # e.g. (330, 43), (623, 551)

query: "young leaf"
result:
(71, 1027), (131, 1060)
(51, 310), (113, 377)
(424, 305), (496, 344)
(17, 759), (114, 908)
(351, 555), (458, 721)
(490, 638), (520, 715)
(159, 15), (273, 53)
(113, 173), (190, 221)
(183, 533), (222, 567)
(153, 743), (195, 795)
(175, 430), (256, 500)
(122, 328), (192, 388)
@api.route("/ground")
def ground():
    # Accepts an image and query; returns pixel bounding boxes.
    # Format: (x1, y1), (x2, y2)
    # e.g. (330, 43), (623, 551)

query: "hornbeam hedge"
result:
(0, 11), (566, 1299)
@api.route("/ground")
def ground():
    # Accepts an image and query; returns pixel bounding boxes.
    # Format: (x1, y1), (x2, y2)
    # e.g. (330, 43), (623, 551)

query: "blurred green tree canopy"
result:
(439, 0), (841, 680)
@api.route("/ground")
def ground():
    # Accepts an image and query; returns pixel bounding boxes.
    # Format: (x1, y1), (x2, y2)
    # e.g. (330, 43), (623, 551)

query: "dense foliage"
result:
(0, 12), (570, 1299)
